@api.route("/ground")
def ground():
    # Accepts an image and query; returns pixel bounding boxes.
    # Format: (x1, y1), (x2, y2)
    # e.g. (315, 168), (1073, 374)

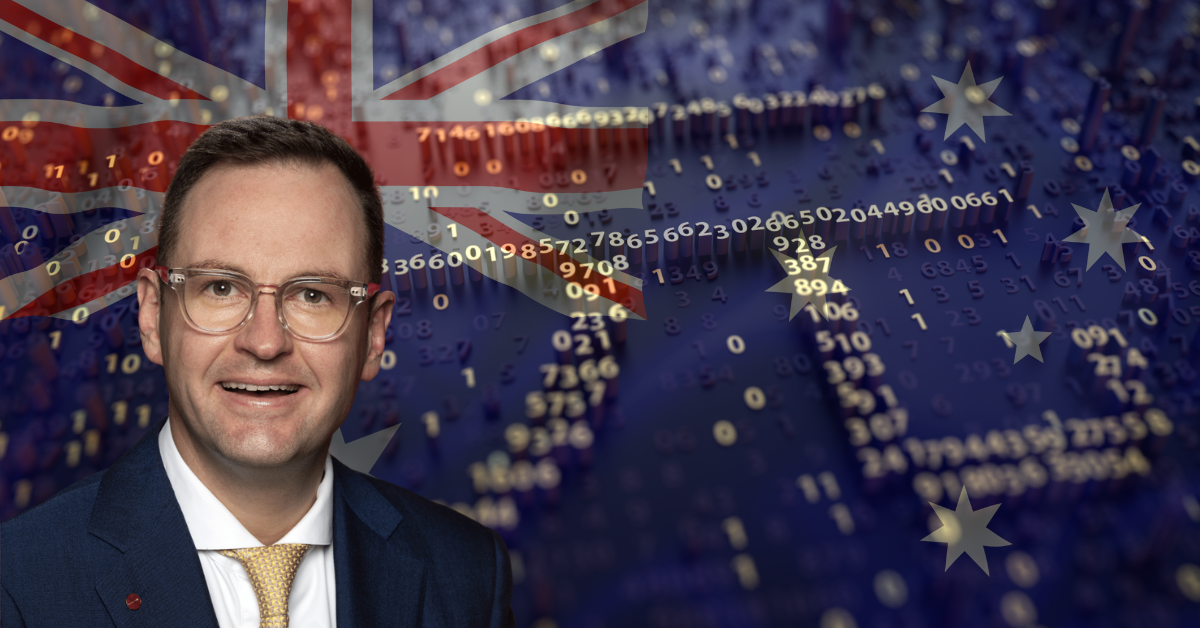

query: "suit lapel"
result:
(88, 416), (220, 628)
(332, 457), (441, 628)
(85, 416), (437, 628)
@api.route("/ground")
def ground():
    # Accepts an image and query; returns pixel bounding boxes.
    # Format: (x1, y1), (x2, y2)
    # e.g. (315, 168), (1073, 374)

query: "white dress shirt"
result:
(159, 418), (337, 627)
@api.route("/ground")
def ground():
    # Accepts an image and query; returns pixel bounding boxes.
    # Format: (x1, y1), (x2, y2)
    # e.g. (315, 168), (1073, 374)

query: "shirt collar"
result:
(159, 417), (333, 549)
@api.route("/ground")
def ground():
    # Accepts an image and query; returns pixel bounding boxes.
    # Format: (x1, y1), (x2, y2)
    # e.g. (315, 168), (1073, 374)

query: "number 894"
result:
(794, 277), (849, 296)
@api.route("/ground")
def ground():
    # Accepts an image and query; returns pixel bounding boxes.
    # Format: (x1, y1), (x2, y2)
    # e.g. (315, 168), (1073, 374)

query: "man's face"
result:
(137, 162), (393, 469)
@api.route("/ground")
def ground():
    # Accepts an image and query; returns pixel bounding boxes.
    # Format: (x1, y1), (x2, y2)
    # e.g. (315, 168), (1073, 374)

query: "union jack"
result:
(0, 0), (650, 324)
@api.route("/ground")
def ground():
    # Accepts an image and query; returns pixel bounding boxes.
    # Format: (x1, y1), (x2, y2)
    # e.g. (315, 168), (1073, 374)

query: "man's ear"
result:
(359, 290), (395, 382)
(136, 268), (165, 366)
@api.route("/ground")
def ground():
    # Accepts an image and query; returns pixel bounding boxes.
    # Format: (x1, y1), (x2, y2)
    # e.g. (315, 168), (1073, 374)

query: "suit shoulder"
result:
(361, 474), (498, 546)
(0, 470), (103, 564)
(1, 470), (102, 532)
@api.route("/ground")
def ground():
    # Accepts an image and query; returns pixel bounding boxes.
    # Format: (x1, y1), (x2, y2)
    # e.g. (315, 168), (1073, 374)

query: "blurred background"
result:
(4, 0), (1200, 626)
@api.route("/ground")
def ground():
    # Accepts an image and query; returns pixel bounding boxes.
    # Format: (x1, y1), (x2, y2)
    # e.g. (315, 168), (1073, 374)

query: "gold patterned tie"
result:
(217, 543), (313, 628)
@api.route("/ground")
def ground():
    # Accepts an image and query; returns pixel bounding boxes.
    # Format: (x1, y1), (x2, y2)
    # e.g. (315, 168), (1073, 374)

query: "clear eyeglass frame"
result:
(154, 266), (381, 342)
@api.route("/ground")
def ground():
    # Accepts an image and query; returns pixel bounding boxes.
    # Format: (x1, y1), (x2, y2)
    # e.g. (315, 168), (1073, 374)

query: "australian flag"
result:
(0, 0), (651, 324)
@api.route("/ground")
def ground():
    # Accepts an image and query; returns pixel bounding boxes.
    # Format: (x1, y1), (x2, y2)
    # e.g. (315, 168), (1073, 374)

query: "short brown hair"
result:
(158, 116), (383, 285)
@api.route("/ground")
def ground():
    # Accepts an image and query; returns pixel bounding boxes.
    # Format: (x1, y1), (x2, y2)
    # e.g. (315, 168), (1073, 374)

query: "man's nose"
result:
(234, 291), (291, 358)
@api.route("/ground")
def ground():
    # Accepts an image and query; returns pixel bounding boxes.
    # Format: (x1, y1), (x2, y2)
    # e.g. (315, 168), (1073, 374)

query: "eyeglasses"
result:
(155, 267), (381, 342)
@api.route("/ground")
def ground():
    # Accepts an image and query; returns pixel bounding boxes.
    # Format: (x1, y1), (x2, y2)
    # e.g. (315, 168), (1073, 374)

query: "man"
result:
(1, 116), (515, 628)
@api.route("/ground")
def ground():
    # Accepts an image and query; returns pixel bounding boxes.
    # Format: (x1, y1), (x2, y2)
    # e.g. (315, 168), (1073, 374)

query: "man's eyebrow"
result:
(185, 260), (354, 282)
(187, 259), (250, 275)
(292, 269), (354, 282)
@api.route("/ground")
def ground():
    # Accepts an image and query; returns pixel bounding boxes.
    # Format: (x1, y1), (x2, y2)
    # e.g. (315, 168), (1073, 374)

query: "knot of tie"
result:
(217, 543), (312, 628)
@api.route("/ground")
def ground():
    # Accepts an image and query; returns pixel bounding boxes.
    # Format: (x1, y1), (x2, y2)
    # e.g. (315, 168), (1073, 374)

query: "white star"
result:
(1061, 188), (1146, 271)
(330, 424), (400, 477)
(1000, 316), (1053, 364)
(922, 62), (1012, 142)
(922, 487), (1011, 575)
(766, 246), (848, 320)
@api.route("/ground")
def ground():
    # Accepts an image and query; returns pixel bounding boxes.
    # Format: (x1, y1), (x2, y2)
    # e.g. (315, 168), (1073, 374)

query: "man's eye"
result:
(206, 281), (238, 297)
(301, 289), (329, 304)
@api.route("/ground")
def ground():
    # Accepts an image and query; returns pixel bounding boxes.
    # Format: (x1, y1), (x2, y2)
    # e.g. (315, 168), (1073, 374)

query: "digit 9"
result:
(843, 356), (865, 380)
(1070, 325), (1109, 350)
(793, 278), (828, 296)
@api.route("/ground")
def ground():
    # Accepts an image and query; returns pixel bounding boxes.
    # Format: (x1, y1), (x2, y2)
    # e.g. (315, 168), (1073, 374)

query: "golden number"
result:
(713, 420), (738, 446)
(743, 386), (766, 410)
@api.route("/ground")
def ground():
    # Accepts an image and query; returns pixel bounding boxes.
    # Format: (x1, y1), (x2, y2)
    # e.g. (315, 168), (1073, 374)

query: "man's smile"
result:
(220, 381), (302, 396)
(218, 381), (308, 405)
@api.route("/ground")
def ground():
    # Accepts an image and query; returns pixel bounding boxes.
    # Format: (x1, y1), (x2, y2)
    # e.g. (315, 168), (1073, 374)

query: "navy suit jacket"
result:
(1, 417), (515, 627)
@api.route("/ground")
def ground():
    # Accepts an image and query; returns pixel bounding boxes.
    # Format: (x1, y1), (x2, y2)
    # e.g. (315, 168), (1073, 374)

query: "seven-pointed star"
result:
(922, 62), (1011, 141)
(1062, 188), (1146, 270)
(329, 424), (400, 477)
(922, 487), (1011, 575)
(766, 246), (847, 320)
(1000, 315), (1053, 364)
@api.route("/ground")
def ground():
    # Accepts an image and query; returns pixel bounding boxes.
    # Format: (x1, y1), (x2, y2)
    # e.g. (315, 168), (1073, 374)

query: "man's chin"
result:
(212, 433), (309, 469)
(223, 450), (303, 470)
